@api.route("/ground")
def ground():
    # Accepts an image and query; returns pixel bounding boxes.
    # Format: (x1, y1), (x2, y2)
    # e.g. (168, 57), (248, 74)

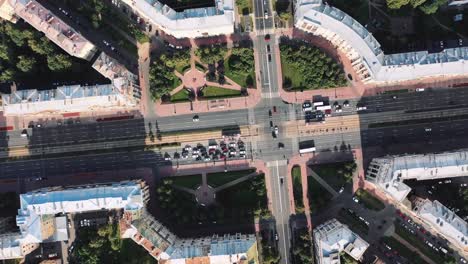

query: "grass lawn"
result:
(202, 86), (242, 99)
(394, 225), (452, 264)
(307, 176), (333, 213)
(175, 61), (191, 74)
(171, 174), (202, 189)
(281, 59), (306, 91)
(381, 236), (428, 264)
(224, 58), (255, 88)
(171, 89), (190, 102)
(338, 208), (369, 235)
(291, 166), (304, 213)
(207, 169), (256, 188)
(355, 189), (385, 211)
(309, 161), (356, 191)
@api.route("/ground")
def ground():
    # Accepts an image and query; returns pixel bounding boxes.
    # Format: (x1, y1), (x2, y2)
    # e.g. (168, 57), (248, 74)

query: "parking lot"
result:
(162, 138), (250, 165)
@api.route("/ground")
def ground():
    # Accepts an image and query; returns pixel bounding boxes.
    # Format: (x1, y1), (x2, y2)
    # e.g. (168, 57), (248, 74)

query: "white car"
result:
(193, 115), (199, 122)
(352, 197), (359, 203)
(338, 187), (344, 193)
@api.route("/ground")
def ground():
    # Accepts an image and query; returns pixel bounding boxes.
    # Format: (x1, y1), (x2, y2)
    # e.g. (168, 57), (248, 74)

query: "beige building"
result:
(0, 0), (97, 60)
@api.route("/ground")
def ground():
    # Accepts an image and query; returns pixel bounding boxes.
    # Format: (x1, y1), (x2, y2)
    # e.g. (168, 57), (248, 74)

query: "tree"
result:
(386, 0), (447, 14)
(0, 69), (14, 82)
(47, 54), (72, 72)
(0, 44), (11, 61)
(16, 56), (36, 72)
(5, 24), (33, 47)
(28, 37), (54, 55)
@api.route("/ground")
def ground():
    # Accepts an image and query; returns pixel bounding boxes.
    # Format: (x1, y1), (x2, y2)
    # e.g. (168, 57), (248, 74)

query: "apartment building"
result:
(116, 0), (234, 39)
(0, 0), (97, 60)
(313, 219), (369, 264)
(295, 0), (468, 84)
(0, 181), (258, 263)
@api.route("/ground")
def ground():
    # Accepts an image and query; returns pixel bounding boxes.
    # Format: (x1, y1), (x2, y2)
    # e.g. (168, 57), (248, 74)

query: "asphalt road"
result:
(268, 161), (292, 264)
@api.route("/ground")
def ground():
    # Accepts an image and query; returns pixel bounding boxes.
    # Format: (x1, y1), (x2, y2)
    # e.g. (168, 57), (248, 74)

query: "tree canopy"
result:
(70, 223), (155, 264)
(195, 44), (228, 64)
(149, 49), (190, 100)
(386, 0), (448, 14)
(280, 40), (347, 90)
(0, 20), (75, 83)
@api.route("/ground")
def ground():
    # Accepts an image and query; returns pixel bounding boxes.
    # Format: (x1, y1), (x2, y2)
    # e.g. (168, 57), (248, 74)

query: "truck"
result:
(299, 140), (316, 154)
(316, 104), (331, 111)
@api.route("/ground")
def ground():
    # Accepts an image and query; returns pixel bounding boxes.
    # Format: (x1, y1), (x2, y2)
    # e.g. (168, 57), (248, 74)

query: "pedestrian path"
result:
(307, 168), (339, 198)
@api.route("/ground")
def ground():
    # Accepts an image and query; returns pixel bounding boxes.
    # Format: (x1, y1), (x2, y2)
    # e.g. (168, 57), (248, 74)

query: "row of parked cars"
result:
(165, 140), (247, 162)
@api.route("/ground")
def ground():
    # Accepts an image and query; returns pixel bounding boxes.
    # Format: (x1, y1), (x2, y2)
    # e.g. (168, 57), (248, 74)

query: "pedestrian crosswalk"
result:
(261, 92), (279, 98)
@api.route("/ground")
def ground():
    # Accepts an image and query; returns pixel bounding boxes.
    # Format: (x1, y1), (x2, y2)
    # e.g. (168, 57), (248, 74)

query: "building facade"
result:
(295, 0), (468, 84)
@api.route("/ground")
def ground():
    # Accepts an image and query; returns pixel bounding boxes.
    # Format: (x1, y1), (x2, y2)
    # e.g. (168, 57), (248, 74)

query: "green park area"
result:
(149, 49), (191, 100)
(207, 168), (256, 188)
(310, 161), (357, 191)
(171, 174), (202, 189)
(201, 86), (242, 99)
(195, 44), (228, 65)
(381, 236), (428, 264)
(196, 44), (255, 88)
(0, 21), (106, 87)
(291, 166), (304, 213)
(292, 228), (314, 264)
(354, 189), (385, 211)
(280, 39), (347, 91)
(224, 47), (255, 88)
(307, 176), (332, 213)
(170, 88), (192, 102)
(394, 223), (455, 264)
(156, 173), (270, 228)
(338, 208), (369, 236)
(70, 223), (156, 264)
(236, 0), (253, 15)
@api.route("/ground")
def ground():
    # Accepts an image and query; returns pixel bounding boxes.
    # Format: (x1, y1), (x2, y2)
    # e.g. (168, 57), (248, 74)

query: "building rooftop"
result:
(19, 181), (145, 216)
(295, 0), (468, 83)
(121, 0), (234, 38)
(11, 0), (96, 60)
(366, 151), (468, 202)
(2, 52), (140, 115)
(0, 234), (22, 260)
(415, 199), (468, 250)
(313, 219), (369, 264)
